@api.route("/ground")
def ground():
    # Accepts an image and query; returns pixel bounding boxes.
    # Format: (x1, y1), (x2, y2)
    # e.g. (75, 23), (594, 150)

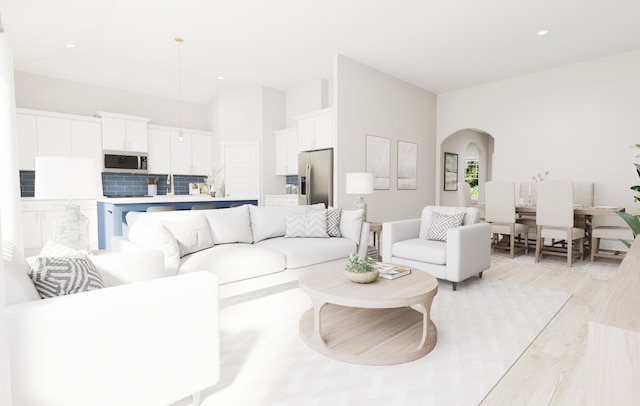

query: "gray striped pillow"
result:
(327, 207), (342, 237)
(426, 212), (465, 242)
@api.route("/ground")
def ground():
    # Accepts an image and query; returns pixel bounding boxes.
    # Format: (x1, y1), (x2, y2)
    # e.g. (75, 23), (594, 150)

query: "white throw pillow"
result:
(339, 209), (364, 245)
(249, 205), (286, 242)
(162, 214), (214, 257)
(202, 205), (253, 244)
(426, 212), (465, 242)
(128, 219), (181, 275)
(285, 207), (329, 238)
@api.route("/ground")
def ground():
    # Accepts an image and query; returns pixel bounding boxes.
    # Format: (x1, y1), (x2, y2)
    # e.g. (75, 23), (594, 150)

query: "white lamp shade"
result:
(346, 172), (374, 195)
(35, 157), (103, 200)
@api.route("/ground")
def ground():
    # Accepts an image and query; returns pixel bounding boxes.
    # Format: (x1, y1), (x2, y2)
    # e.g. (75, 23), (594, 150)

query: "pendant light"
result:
(175, 37), (184, 142)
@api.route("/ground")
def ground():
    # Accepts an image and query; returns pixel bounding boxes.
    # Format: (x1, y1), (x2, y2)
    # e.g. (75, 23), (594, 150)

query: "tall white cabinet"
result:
(296, 108), (333, 151)
(274, 128), (298, 175)
(147, 124), (215, 176)
(17, 109), (102, 170)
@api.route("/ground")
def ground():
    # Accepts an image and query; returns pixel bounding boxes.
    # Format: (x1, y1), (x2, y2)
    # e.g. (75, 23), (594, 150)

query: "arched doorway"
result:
(439, 129), (494, 206)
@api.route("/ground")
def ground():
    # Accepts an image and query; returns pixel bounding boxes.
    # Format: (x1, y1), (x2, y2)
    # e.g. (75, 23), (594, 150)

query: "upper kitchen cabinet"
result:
(296, 108), (333, 151)
(274, 127), (298, 175)
(17, 109), (102, 170)
(148, 124), (214, 176)
(96, 111), (150, 152)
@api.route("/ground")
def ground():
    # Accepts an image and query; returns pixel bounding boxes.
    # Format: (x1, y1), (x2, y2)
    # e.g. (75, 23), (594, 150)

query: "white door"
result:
(222, 142), (260, 199)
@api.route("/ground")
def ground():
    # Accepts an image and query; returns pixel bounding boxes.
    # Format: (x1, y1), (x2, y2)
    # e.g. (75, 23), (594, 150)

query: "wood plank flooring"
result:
(480, 258), (613, 405)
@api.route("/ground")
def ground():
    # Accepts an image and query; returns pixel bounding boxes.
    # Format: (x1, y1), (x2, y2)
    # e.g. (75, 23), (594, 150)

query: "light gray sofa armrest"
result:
(445, 222), (491, 282)
(90, 249), (167, 287)
(381, 218), (421, 262)
(7, 272), (220, 406)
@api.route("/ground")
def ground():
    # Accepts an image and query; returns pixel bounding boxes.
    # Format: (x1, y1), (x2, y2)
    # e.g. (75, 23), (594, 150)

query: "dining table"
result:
(514, 205), (625, 217)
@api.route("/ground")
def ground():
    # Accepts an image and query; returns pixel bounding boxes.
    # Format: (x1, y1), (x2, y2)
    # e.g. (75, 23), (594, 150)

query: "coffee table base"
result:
(299, 304), (437, 365)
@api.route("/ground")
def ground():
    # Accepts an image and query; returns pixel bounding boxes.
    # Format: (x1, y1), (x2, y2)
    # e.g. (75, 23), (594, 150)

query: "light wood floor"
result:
(480, 258), (613, 406)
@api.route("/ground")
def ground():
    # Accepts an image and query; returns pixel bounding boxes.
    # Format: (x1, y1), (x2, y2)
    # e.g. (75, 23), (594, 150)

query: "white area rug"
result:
(491, 250), (620, 280)
(189, 277), (570, 406)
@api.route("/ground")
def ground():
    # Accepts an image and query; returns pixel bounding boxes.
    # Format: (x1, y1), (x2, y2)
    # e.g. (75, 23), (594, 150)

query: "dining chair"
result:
(457, 182), (472, 207)
(485, 181), (529, 258)
(535, 181), (585, 266)
(591, 224), (633, 262)
(519, 181), (537, 205)
(146, 206), (177, 213)
(191, 204), (217, 210)
(573, 181), (595, 234)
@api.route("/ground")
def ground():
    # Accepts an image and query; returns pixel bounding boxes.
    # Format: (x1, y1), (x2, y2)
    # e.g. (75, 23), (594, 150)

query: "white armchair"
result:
(382, 206), (491, 290)
(4, 242), (220, 406)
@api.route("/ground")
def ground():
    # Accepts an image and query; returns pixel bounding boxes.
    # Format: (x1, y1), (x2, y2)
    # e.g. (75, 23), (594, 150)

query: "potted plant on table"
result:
(344, 254), (378, 283)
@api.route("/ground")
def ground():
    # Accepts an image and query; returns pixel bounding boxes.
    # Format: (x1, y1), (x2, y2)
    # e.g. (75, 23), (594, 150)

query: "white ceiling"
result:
(3, 0), (640, 105)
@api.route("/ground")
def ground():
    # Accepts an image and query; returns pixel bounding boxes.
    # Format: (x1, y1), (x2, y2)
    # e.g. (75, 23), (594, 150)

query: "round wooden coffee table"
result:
(298, 262), (438, 365)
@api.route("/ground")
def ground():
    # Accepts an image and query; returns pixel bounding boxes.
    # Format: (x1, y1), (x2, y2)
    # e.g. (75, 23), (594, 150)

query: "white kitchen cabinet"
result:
(191, 133), (213, 175)
(274, 128), (298, 175)
(221, 142), (260, 199)
(96, 111), (150, 152)
(17, 109), (103, 170)
(170, 131), (193, 175)
(21, 199), (98, 257)
(296, 108), (333, 151)
(264, 195), (298, 206)
(147, 127), (172, 174)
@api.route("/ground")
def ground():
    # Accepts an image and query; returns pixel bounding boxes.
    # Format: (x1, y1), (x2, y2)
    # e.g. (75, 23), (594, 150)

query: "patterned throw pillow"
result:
(426, 211), (465, 242)
(326, 207), (342, 237)
(285, 207), (329, 238)
(29, 241), (105, 299)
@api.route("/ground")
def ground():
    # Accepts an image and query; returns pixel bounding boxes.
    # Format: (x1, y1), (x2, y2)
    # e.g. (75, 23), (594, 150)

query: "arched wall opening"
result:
(439, 129), (494, 206)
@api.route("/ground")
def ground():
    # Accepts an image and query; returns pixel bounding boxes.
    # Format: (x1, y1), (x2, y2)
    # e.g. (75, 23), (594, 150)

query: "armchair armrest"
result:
(446, 222), (491, 282)
(7, 272), (220, 406)
(381, 218), (421, 262)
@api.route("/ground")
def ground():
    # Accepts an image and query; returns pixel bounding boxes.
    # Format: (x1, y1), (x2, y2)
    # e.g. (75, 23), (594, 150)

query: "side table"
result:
(368, 221), (382, 261)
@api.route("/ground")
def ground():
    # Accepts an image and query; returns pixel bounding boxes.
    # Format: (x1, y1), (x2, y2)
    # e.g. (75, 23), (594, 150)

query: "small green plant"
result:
(617, 144), (640, 247)
(345, 254), (375, 273)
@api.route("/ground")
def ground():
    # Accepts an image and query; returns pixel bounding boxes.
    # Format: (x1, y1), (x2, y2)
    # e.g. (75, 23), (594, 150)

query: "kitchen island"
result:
(97, 195), (258, 249)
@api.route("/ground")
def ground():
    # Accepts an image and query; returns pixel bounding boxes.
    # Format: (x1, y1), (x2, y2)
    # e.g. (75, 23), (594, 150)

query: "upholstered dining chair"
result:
(485, 181), (529, 258)
(457, 182), (472, 207)
(191, 204), (217, 210)
(146, 206), (177, 212)
(535, 181), (585, 266)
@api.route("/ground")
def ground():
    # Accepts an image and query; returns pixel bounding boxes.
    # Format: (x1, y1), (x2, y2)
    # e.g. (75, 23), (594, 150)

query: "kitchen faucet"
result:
(167, 173), (175, 197)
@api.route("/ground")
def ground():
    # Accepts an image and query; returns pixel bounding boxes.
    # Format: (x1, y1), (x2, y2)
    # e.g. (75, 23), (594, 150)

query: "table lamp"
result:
(346, 172), (374, 221)
(35, 156), (103, 251)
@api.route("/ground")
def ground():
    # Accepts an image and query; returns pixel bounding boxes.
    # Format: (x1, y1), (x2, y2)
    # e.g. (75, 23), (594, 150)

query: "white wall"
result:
(437, 49), (640, 221)
(262, 87), (286, 195)
(14, 72), (209, 130)
(335, 55), (437, 222)
(285, 79), (329, 128)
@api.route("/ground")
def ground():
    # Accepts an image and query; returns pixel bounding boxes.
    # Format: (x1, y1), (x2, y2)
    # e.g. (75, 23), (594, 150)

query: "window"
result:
(464, 158), (479, 199)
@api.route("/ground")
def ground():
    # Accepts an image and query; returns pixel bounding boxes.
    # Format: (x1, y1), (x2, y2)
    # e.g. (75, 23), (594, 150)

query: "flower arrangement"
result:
(532, 170), (550, 182)
(204, 166), (223, 196)
(345, 254), (376, 273)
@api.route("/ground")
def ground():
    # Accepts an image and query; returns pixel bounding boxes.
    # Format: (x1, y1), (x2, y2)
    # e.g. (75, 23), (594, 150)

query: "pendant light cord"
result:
(176, 37), (184, 141)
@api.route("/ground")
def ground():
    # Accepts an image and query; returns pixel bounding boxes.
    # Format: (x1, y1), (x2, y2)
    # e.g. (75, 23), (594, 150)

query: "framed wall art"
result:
(444, 152), (458, 191)
(397, 140), (417, 190)
(366, 134), (390, 190)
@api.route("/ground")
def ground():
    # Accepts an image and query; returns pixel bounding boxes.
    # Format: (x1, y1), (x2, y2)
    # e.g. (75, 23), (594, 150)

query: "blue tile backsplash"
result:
(20, 170), (205, 197)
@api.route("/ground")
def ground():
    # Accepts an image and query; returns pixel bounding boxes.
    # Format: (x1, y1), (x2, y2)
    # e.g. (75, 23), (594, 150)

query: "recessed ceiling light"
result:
(65, 43), (76, 48)
(537, 30), (549, 36)
(217, 76), (224, 80)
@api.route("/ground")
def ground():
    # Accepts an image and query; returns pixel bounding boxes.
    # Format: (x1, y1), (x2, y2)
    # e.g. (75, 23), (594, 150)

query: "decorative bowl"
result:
(344, 269), (379, 284)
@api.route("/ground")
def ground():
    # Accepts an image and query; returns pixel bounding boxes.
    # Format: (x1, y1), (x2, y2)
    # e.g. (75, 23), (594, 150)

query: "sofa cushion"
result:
(128, 219), (181, 275)
(426, 211), (465, 242)
(162, 214), (214, 257)
(3, 242), (41, 305)
(419, 206), (480, 239)
(256, 236), (357, 269)
(28, 241), (105, 299)
(327, 207), (342, 237)
(285, 207), (328, 238)
(249, 205), (286, 243)
(392, 238), (447, 265)
(339, 209), (364, 245)
(178, 243), (286, 284)
(202, 205), (253, 244)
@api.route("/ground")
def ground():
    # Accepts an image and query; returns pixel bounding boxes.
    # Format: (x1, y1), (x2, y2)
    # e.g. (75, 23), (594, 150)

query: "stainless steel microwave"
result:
(103, 151), (148, 173)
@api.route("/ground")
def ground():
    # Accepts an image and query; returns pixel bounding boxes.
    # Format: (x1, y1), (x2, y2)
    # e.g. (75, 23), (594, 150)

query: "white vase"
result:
(147, 184), (157, 196)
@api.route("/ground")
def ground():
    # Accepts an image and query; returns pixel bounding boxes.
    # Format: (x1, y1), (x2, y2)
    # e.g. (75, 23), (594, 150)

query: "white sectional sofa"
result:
(3, 241), (219, 406)
(114, 204), (369, 295)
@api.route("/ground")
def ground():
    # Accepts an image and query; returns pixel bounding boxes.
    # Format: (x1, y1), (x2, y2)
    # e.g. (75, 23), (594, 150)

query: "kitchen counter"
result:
(97, 195), (258, 249)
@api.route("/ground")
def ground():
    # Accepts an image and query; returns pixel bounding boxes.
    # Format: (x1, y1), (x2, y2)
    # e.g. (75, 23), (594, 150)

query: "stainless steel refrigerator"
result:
(298, 148), (333, 206)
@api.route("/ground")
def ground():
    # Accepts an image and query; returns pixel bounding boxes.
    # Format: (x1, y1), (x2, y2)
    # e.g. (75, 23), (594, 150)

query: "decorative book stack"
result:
(374, 263), (411, 280)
